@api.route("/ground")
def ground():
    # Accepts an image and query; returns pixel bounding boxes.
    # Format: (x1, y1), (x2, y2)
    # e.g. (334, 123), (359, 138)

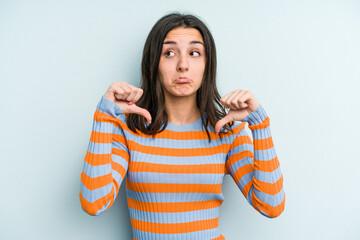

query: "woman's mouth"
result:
(175, 78), (191, 83)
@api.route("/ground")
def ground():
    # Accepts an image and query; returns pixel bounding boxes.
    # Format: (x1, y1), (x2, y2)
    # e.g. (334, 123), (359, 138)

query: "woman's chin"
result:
(169, 91), (197, 98)
(163, 85), (199, 99)
(175, 89), (198, 96)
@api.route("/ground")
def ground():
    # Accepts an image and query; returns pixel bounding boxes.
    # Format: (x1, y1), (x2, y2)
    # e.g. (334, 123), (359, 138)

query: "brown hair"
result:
(126, 12), (234, 142)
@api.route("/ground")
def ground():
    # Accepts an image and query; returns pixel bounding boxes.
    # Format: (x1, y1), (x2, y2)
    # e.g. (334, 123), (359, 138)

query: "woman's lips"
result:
(175, 78), (191, 83)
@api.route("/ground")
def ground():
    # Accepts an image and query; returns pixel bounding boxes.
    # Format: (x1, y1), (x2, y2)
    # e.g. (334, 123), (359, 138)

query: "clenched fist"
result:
(214, 89), (260, 134)
(104, 81), (152, 123)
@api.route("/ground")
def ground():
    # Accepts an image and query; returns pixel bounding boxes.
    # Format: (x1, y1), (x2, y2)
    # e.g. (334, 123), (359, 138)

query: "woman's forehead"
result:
(164, 27), (204, 43)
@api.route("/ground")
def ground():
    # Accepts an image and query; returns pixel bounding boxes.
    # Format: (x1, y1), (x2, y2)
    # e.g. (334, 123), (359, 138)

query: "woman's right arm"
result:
(79, 82), (151, 216)
(79, 95), (129, 216)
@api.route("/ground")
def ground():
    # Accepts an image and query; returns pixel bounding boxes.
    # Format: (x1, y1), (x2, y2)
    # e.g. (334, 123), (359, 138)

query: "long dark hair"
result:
(126, 12), (234, 142)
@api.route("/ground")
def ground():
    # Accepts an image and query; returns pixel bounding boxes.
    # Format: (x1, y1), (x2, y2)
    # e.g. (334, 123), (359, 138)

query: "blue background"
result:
(1, 0), (359, 239)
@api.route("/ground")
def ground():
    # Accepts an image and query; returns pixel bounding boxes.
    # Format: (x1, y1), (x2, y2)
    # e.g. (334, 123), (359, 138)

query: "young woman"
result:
(79, 12), (285, 240)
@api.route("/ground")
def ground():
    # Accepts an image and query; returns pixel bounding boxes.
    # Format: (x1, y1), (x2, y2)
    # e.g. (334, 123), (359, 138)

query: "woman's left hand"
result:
(215, 89), (260, 134)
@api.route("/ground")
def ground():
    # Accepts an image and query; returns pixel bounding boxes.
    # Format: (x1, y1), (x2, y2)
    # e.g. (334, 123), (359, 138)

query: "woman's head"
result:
(158, 26), (206, 102)
(127, 12), (233, 141)
(141, 12), (217, 103)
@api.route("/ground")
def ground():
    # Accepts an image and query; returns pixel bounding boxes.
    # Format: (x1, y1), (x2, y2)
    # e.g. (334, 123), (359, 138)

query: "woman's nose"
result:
(177, 54), (189, 72)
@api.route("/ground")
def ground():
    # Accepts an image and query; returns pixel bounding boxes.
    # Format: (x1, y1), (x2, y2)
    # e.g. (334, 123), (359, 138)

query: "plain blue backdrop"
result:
(1, 0), (359, 239)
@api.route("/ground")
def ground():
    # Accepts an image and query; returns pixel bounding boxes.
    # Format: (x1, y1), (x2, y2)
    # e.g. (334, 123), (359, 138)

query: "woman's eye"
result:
(164, 51), (201, 57)
(191, 51), (200, 57)
(165, 51), (175, 57)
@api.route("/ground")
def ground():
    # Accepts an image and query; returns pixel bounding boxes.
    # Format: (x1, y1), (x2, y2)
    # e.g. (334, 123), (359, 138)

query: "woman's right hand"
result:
(104, 81), (152, 123)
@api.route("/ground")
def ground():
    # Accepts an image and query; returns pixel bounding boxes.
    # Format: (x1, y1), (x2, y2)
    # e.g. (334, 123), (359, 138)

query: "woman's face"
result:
(158, 27), (206, 101)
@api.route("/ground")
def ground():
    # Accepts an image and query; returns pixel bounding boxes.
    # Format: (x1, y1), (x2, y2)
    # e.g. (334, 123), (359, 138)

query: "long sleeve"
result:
(225, 105), (285, 218)
(79, 96), (130, 216)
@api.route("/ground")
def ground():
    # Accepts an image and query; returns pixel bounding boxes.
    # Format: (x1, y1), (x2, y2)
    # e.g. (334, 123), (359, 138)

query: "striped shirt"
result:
(79, 95), (285, 240)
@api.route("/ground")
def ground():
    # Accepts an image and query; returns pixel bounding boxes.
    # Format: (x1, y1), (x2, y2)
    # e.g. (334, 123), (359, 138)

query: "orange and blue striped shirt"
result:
(79, 95), (285, 240)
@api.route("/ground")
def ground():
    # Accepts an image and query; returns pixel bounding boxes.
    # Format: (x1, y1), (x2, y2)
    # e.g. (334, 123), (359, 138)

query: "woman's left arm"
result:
(216, 90), (286, 218)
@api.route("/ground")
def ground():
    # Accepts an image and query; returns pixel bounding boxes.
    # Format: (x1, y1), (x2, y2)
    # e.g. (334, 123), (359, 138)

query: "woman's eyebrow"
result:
(163, 40), (204, 46)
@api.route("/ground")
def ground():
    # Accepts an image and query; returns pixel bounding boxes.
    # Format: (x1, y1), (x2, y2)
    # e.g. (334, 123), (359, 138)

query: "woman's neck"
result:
(164, 95), (201, 125)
